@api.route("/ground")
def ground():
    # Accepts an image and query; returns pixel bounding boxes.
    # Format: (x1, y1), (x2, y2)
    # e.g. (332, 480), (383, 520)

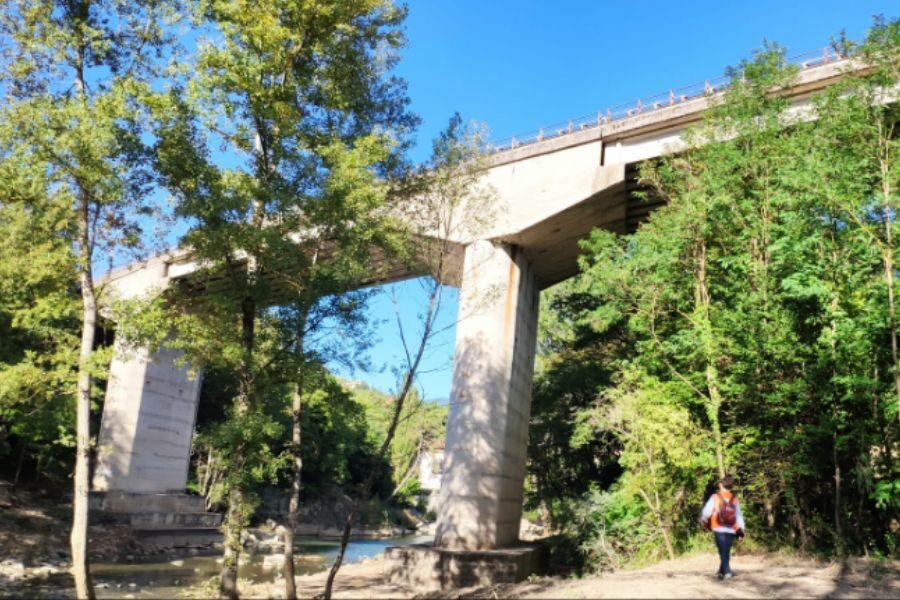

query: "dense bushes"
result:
(527, 21), (900, 569)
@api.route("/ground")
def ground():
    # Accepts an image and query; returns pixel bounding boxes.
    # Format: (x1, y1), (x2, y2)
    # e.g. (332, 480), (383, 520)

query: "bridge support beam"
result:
(435, 239), (539, 550)
(93, 344), (202, 494)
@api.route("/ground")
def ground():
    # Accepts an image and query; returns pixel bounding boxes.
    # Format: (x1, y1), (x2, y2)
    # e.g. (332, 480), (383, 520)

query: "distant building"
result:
(419, 449), (444, 492)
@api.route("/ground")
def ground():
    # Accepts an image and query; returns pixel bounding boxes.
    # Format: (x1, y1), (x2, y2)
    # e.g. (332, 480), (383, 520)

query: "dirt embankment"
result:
(0, 482), (145, 590)
(245, 551), (900, 599)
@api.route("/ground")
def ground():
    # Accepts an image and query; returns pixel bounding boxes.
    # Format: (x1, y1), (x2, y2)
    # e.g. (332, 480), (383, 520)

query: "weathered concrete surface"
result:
(435, 241), (538, 550)
(89, 491), (206, 513)
(385, 542), (547, 592)
(93, 345), (202, 494)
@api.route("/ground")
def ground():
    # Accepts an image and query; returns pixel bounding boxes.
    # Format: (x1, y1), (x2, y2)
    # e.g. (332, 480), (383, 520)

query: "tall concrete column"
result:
(93, 344), (203, 493)
(435, 240), (539, 550)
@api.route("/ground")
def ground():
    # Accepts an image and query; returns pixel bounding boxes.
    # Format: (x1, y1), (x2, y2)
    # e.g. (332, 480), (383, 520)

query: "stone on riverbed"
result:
(0, 559), (25, 581)
(262, 553), (284, 572)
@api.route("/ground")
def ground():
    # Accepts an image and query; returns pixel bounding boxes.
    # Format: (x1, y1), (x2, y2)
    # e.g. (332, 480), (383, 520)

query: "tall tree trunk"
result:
(219, 486), (244, 600)
(282, 381), (304, 600)
(282, 258), (317, 600)
(696, 239), (726, 478)
(71, 29), (96, 595)
(73, 190), (96, 600)
(219, 297), (256, 600)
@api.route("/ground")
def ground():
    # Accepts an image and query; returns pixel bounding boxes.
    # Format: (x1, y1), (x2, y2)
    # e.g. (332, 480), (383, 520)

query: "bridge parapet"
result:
(487, 47), (851, 164)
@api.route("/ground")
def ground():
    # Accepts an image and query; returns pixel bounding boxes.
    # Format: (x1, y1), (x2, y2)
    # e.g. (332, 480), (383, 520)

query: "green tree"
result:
(0, 180), (79, 484)
(531, 20), (900, 565)
(142, 1), (414, 596)
(0, 2), (178, 595)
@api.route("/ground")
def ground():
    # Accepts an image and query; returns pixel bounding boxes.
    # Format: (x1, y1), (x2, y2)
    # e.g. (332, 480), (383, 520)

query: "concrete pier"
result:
(93, 345), (203, 494)
(435, 240), (539, 550)
(385, 241), (544, 590)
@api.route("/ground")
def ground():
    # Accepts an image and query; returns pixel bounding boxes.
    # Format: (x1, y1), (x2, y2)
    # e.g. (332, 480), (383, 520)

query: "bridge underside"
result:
(92, 163), (651, 553)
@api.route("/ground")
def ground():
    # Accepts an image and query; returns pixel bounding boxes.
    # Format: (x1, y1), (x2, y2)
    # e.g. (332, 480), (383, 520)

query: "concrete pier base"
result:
(89, 491), (224, 549)
(385, 542), (547, 592)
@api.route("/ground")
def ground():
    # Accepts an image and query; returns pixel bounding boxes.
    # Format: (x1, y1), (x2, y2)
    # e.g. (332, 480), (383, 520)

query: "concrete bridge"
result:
(92, 53), (857, 584)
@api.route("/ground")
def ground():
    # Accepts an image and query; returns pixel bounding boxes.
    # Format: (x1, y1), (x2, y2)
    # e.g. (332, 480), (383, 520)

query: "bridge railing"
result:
(487, 46), (846, 155)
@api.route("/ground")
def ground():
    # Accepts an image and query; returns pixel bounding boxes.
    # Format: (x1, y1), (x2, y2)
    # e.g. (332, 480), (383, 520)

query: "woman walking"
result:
(700, 475), (745, 579)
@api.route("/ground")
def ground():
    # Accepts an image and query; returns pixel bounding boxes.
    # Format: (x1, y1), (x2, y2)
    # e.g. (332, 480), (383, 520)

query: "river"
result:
(19, 534), (432, 599)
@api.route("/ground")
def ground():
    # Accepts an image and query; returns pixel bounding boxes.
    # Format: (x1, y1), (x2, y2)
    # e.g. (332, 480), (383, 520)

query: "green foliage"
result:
(530, 19), (900, 569)
(352, 384), (447, 502)
(0, 194), (80, 479)
(0, 1), (178, 491)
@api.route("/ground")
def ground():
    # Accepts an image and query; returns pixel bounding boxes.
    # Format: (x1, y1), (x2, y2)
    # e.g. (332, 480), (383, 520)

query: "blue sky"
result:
(336, 0), (898, 400)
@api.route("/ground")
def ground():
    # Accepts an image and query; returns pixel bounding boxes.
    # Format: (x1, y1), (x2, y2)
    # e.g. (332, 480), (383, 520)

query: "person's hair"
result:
(717, 475), (735, 491)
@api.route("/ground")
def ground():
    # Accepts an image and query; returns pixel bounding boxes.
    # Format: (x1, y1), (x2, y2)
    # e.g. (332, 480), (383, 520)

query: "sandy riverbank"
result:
(243, 550), (899, 599)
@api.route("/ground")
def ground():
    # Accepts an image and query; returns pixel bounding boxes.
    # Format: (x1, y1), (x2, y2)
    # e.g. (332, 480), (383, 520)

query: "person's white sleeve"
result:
(701, 495), (715, 521)
(736, 502), (745, 531)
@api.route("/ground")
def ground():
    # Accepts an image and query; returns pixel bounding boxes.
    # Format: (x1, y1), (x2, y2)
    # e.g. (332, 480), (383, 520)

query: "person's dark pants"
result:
(714, 531), (735, 576)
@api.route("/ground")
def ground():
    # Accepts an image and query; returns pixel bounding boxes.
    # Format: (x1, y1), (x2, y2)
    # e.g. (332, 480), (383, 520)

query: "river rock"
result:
(242, 531), (259, 547)
(33, 562), (65, 578)
(252, 530), (284, 551)
(0, 560), (25, 581)
(261, 553), (284, 572)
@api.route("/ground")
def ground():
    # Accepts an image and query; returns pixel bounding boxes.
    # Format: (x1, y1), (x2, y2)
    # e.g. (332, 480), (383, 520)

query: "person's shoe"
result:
(723, 572), (734, 580)
(717, 572), (725, 580)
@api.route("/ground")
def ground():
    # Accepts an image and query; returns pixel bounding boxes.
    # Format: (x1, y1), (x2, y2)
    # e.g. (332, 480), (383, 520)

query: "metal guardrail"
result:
(487, 46), (846, 154)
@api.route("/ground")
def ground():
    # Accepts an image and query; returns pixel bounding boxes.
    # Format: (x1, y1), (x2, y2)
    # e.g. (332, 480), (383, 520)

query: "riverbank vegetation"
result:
(527, 19), (900, 570)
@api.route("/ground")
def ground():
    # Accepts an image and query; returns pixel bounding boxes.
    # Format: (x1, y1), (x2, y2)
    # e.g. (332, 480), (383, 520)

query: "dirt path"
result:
(246, 552), (899, 599)
(477, 553), (899, 599)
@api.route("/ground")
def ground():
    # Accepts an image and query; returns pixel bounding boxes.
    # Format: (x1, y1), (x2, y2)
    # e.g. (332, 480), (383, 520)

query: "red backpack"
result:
(716, 493), (738, 528)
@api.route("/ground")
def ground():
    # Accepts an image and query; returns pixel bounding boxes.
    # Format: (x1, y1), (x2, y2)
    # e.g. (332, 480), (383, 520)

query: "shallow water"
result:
(19, 535), (432, 599)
